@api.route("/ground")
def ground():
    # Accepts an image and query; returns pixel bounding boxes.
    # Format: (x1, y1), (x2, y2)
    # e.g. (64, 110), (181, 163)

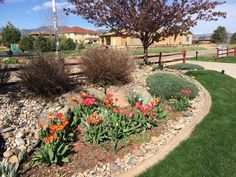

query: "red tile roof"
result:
(60, 27), (97, 34)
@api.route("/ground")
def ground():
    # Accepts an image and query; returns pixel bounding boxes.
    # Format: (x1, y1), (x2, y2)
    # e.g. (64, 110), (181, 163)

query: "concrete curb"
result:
(117, 79), (212, 177)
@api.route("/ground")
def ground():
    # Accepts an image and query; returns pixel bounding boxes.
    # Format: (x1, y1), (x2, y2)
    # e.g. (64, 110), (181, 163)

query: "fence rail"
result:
(0, 53), (33, 58)
(135, 50), (186, 64)
(216, 47), (236, 62)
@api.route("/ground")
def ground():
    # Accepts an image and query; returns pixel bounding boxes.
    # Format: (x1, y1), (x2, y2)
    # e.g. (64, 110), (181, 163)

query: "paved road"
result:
(186, 49), (216, 58)
(187, 60), (236, 79)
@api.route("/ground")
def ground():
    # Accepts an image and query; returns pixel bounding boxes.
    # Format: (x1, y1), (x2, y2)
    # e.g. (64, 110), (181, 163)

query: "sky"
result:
(0, 0), (236, 34)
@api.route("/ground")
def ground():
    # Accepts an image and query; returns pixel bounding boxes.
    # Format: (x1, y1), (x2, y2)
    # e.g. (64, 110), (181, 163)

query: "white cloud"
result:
(32, 1), (73, 11)
(32, 5), (42, 11)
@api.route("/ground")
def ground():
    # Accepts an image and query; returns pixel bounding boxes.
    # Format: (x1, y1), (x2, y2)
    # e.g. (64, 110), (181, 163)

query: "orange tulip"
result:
(92, 113), (97, 118)
(57, 124), (64, 131)
(61, 118), (69, 126)
(86, 117), (92, 125)
(98, 116), (103, 121)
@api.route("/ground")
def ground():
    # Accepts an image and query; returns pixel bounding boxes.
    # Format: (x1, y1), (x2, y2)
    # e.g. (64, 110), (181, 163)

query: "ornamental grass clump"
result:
(81, 48), (134, 89)
(18, 55), (71, 97)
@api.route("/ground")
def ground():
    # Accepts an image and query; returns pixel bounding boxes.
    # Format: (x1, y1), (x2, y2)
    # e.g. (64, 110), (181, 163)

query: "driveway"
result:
(187, 60), (236, 79)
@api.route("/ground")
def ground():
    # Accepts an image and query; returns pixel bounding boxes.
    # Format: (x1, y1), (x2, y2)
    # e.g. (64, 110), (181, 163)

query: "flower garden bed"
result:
(0, 65), (207, 177)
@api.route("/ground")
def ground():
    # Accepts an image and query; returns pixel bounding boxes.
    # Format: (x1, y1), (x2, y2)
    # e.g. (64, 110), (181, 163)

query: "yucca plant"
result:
(0, 159), (19, 177)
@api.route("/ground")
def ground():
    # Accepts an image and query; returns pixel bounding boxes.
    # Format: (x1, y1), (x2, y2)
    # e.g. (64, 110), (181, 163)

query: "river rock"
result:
(15, 137), (25, 146)
(16, 131), (24, 138)
(1, 127), (14, 133)
(8, 155), (19, 164)
(3, 150), (13, 158)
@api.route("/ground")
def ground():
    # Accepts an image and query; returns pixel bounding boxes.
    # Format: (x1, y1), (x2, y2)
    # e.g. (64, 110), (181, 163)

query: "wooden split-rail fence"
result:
(216, 47), (236, 62)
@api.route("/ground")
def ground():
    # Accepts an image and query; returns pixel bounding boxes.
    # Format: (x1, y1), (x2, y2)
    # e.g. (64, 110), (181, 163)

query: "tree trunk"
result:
(142, 43), (149, 64)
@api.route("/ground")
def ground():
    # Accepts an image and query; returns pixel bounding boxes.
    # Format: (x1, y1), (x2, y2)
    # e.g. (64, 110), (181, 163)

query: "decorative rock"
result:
(183, 111), (193, 117)
(132, 149), (144, 157)
(173, 124), (183, 130)
(76, 173), (84, 177)
(1, 127), (14, 133)
(12, 148), (21, 156)
(151, 136), (160, 142)
(2, 132), (14, 139)
(16, 131), (24, 138)
(85, 88), (106, 101)
(34, 132), (40, 140)
(126, 156), (135, 165)
(110, 163), (121, 171)
(3, 150), (13, 158)
(8, 155), (19, 164)
(15, 137), (25, 146)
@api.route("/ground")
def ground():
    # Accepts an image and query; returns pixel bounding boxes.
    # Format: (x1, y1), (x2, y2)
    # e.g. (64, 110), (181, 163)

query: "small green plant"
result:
(32, 141), (70, 166)
(2, 57), (17, 64)
(127, 91), (143, 107)
(0, 159), (19, 177)
(169, 90), (191, 112)
(167, 63), (204, 70)
(146, 73), (198, 100)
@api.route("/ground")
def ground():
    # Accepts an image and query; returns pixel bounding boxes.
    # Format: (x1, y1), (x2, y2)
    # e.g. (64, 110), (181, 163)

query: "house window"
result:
(186, 36), (189, 42)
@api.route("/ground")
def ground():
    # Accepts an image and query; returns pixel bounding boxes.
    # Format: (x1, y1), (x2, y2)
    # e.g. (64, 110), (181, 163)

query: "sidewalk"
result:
(187, 60), (236, 79)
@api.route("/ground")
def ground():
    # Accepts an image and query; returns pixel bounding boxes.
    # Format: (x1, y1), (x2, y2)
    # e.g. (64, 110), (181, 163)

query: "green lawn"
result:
(188, 55), (236, 63)
(59, 50), (82, 56)
(139, 70), (236, 177)
(128, 46), (206, 56)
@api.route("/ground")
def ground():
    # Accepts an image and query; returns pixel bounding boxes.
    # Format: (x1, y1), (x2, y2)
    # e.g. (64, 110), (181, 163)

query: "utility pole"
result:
(52, 0), (60, 61)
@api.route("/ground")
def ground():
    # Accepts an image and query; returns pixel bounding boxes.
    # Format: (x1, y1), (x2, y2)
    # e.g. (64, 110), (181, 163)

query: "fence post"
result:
(234, 47), (236, 56)
(216, 48), (219, 62)
(227, 48), (229, 57)
(159, 52), (162, 65)
(183, 50), (186, 64)
(196, 51), (198, 60)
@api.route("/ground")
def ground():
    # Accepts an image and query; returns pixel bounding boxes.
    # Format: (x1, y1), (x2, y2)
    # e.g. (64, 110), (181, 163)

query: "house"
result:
(100, 32), (193, 48)
(193, 36), (212, 44)
(29, 32), (54, 38)
(59, 27), (99, 44)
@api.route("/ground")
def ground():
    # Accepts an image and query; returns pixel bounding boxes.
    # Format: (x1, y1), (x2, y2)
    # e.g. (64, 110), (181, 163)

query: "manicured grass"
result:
(139, 70), (236, 177)
(59, 50), (82, 56)
(188, 55), (236, 63)
(128, 46), (206, 56)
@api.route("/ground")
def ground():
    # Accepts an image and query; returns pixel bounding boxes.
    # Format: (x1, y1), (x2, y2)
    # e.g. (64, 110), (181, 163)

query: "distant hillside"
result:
(20, 25), (68, 35)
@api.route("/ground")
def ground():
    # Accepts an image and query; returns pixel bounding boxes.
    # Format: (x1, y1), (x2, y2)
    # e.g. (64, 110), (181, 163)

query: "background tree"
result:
(1, 22), (21, 48)
(34, 35), (51, 53)
(19, 36), (34, 52)
(65, 0), (226, 61)
(211, 26), (228, 44)
(0, 0), (4, 3)
(60, 37), (76, 50)
(230, 33), (236, 44)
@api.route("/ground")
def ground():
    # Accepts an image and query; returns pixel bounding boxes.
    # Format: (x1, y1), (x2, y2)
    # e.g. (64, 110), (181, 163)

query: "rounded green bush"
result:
(167, 63), (204, 70)
(146, 73), (198, 100)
